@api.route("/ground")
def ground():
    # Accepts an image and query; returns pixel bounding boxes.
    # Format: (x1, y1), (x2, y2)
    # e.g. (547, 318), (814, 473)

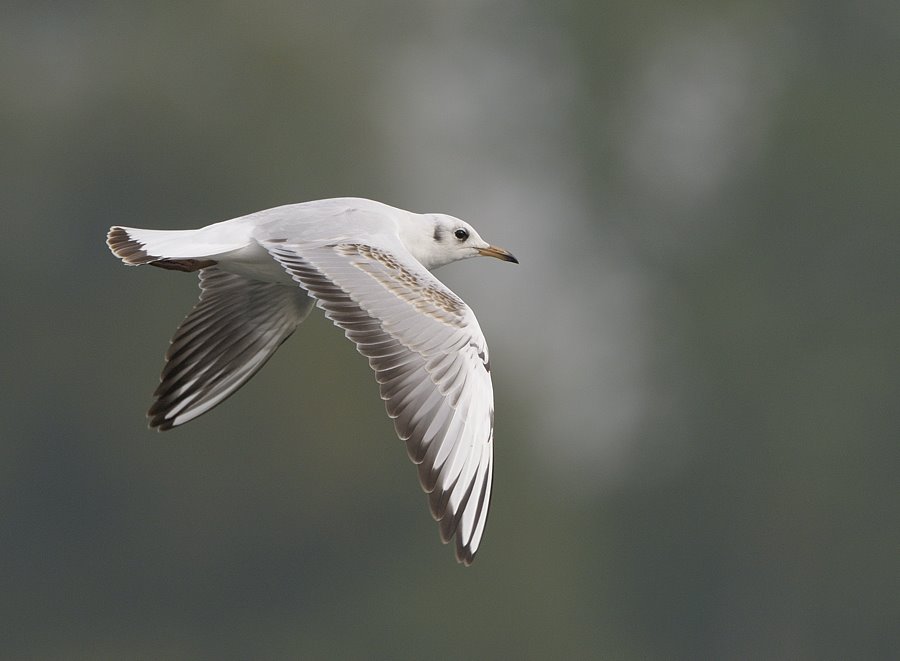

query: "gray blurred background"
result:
(2, 2), (897, 658)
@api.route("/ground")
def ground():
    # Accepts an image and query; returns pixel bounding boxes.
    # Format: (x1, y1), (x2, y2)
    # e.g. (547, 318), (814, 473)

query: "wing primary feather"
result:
(264, 242), (495, 564)
(147, 267), (313, 429)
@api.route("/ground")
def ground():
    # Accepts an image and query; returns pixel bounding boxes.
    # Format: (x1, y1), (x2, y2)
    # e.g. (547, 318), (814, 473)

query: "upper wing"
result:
(149, 267), (314, 430)
(265, 240), (494, 565)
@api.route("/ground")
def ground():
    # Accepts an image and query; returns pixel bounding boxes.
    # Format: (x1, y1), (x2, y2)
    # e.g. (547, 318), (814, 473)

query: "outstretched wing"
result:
(265, 241), (494, 565)
(149, 267), (314, 430)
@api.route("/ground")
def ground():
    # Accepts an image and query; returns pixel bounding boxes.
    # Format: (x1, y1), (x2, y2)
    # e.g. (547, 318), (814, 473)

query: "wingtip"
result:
(437, 517), (478, 566)
(147, 409), (175, 432)
(456, 543), (477, 566)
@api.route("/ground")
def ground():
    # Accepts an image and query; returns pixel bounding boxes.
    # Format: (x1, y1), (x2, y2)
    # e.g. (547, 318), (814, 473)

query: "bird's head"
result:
(407, 213), (518, 271)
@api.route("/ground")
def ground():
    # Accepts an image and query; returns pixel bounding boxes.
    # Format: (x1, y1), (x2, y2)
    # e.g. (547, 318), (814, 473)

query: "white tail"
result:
(107, 225), (250, 272)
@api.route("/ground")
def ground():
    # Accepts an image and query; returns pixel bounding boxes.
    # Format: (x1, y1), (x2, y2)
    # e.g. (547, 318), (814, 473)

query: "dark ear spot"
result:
(433, 226), (442, 242)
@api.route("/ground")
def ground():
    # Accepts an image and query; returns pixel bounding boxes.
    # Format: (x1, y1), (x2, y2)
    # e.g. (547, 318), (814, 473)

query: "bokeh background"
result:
(2, 2), (897, 658)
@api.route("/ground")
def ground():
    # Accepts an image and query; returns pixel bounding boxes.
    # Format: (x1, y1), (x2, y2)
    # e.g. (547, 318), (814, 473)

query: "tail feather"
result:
(107, 226), (222, 272)
(107, 226), (158, 265)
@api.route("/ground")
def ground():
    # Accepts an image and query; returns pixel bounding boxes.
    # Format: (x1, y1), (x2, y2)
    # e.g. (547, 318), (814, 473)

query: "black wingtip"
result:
(457, 545), (477, 566)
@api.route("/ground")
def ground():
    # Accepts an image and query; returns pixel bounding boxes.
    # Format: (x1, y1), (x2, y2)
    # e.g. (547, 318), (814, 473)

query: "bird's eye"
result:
(454, 228), (469, 241)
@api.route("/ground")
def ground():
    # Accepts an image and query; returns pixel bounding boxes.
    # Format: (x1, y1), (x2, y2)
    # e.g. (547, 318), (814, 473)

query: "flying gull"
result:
(106, 197), (517, 565)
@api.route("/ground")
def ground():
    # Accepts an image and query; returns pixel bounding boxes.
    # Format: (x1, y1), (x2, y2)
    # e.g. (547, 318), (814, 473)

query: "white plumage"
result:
(106, 197), (517, 565)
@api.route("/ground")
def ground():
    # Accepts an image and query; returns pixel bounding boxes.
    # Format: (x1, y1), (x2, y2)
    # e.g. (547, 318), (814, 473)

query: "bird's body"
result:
(107, 197), (516, 564)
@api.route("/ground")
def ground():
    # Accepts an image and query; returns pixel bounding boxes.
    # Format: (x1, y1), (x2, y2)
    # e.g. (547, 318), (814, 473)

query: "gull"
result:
(106, 197), (517, 565)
